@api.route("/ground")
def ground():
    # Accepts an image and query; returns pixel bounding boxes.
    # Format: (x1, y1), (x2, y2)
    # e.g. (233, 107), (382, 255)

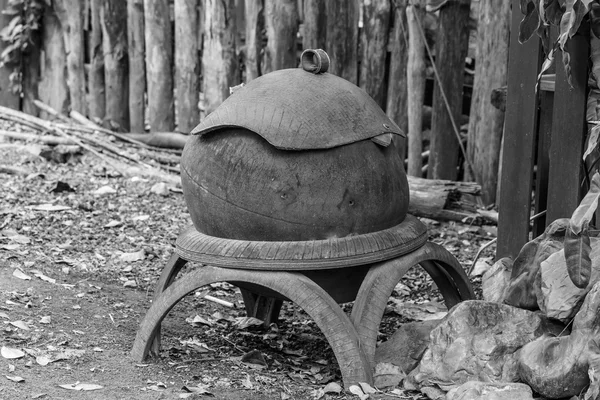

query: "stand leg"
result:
(240, 289), (283, 326)
(132, 266), (372, 388)
(351, 241), (474, 367)
(150, 253), (188, 357)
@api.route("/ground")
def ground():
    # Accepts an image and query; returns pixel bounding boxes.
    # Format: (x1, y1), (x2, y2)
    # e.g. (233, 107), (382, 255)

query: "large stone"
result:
(482, 257), (512, 303)
(503, 219), (568, 310)
(518, 281), (600, 399)
(375, 319), (441, 374)
(537, 237), (600, 322)
(404, 300), (563, 394)
(446, 381), (534, 400)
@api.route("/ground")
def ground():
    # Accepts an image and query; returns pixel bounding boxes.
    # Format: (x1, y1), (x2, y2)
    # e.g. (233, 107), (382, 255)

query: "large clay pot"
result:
(181, 50), (409, 241)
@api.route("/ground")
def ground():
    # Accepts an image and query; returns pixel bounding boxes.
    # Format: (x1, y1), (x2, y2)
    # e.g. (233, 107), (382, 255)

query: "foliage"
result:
(0, 0), (44, 93)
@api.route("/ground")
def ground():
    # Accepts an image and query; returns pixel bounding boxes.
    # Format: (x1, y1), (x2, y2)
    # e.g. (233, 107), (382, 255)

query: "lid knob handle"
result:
(300, 49), (330, 74)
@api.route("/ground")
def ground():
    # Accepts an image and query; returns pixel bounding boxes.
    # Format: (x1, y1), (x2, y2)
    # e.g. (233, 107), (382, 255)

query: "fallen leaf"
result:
(358, 382), (377, 394)
(120, 249), (145, 262)
(241, 349), (267, 368)
(1, 347), (25, 359)
(12, 269), (31, 280)
(180, 338), (213, 353)
(93, 186), (117, 195)
(123, 280), (137, 288)
(104, 220), (123, 228)
(233, 316), (264, 330)
(93, 347), (104, 352)
(150, 182), (170, 196)
(1, 244), (20, 251)
(32, 272), (56, 284)
(349, 384), (369, 400)
(30, 204), (71, 212)
(181, 384), (213, 397)
(58, 383), (103, 391)
(31, 394), (47, 399)
(40, 316), (51, 324)
(5, 375), (24, 382)
(132, 215), (150, 222)
(9, 320), (30, 330)
(9, 234), (30, 244)
(186, 315), (213, 327)
(36, 356), (51, 366)
(8, 364), (15, 372)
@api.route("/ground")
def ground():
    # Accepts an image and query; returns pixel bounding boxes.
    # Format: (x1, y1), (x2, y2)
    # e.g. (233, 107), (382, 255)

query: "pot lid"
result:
(190, 49), (405, 150)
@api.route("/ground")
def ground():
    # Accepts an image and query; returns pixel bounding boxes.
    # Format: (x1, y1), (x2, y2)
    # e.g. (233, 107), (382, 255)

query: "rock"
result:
(150, 182), (170, 196)
(446, 381), (534, 400)
(537, 237), (600, 322)
(375, 319), (441, 374)
(503, 219), (568, 310)
(482, 257), (512, 303)
(518, 282), (600, 399)
(373, 362), (406, 389)
(405, 300), (563, 395)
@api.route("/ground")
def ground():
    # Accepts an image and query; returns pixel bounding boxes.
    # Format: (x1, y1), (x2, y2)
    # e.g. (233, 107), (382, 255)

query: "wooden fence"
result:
(0, 0), (510, 204)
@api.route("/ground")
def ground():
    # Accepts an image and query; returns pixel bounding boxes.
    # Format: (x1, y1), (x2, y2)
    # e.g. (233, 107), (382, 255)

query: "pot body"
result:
(181, 128), (409, 241)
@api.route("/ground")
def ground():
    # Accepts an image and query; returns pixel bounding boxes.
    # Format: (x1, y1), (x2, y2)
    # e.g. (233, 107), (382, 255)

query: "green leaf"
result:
(565, 224), (592, 289)
(519, 1), (541, 43)
(592, 2), (600, 38)
(584, 125), (600, 161)
(426, 0), (449, 12)
(570, 172), (600, 234)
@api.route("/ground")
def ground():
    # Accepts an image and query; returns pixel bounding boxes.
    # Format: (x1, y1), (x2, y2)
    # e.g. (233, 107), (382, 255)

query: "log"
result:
(427, 0), (470, 180)
(127, 0), (145, 132)
(54, 0), (86, 113)
(144, 0), (174, 131)
(359, 0), (391, 109)
(244, 0), (263, 81)
(302, 0), (326, 50)
(123, 132), (189, 149)
(0, 130), (73, 145)
(466, 0), (509, 205)
(174, 0), (199, 133)
(406, 2), (426, 177)
(203, 0), (239, 114)
(89, 0), (106, 121)
(263, 0), (299, 74)
(386, 0), (409, 160)
(39, 3), (69, 116)
(325, 0), (359, 84)
(101, 0), (129, 130)
(0, 0), (19, 108)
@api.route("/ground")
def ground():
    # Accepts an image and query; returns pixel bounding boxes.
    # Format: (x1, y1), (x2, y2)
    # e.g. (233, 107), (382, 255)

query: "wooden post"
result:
(263, 0), (299, 74)
(244, 0), (264, 81)
(89, 0), (105, 121)
(496, 0), (541, 259)
(406, 2), (426, 177)
(359, 0), (391, 109)
(54, 0), (86, 114)
(144, 0), (174, 131)
(39, 3), (69, 116)
(0, 0), (19, 108)
(175, 0), (199, 133)
(101, 0), (129, 130)
(325, 0), (359, 84)
(203, 0), (238, 114)
(427, 0), (470, 180)
(386, 0), (409, 160)
(302, 0), (326, 50)
(127, 0), (145, 132)
(466, 0), (510, 204)
(546, 33), (589, 222)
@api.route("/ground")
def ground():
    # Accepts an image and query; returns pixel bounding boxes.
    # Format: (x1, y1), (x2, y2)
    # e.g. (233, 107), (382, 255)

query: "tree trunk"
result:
(0, 0), (19, 108)
(39, 4), (69, 116)
(406, 3), (426, 177)
(359, 0), (391, 109)
(386, 0), (409, 160)
(427, 0), (471, 180)
(54, 0), (86, 114)
(175, 0), (199, 133)
(89, 0), (105, 121)
(144, 0), (174, 131)
(101, 0), (129, 130)
(302, 0), (326, 50)
(245, 0), (263, 81)
(466, 0), (510, 205)
(127, 0), (145, 132)
(21, 44), (41, 116)
(325, 0), (359, 84)
(263, 0), (299, 74)
(203, 0), (238, 115)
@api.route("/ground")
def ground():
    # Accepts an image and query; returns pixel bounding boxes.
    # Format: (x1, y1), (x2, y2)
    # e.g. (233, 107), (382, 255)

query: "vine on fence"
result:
(0, 0), (44, 93)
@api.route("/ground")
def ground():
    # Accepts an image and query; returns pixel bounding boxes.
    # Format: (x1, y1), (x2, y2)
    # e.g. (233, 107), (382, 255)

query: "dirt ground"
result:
(0, 133), (492, 399)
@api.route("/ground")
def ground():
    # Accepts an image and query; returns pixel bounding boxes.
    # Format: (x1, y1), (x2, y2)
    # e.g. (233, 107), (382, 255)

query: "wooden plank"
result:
(496, 0), (541, 259)
(546, 34), (588, 223)
(533, 90), (553, 237)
